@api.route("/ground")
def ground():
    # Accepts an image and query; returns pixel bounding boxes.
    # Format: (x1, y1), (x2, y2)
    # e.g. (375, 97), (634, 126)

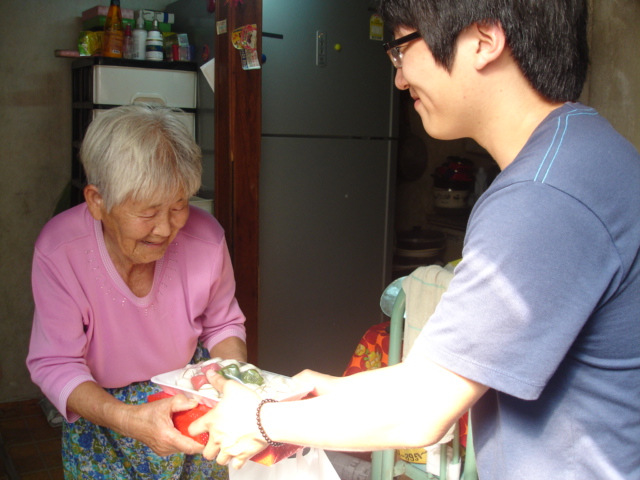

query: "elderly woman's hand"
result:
(123, 394), (206, 457)
(188, 371), (267, 468)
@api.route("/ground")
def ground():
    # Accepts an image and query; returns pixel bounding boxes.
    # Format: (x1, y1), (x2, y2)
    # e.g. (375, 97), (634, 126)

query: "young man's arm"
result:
(190, 359), (488, 468)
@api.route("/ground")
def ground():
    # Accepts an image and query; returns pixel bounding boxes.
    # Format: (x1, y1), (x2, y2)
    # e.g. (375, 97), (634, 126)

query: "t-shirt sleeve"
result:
(406, 182), (620, 400)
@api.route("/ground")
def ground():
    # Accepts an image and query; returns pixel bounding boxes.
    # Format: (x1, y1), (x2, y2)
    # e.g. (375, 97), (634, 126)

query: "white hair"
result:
(80, 104), (202, 211)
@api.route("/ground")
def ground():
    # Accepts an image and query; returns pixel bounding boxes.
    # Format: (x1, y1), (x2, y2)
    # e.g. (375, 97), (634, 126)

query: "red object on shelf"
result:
(82, 4), (135, 20)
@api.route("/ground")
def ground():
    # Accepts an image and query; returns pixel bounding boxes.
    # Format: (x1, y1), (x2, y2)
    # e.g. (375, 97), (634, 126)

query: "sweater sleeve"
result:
(26, 247), (96, 422)
(197, 233), (246, 352)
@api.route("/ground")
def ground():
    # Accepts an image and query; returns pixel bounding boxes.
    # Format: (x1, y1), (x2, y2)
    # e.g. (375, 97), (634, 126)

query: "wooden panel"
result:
(214, 1), (262, 363)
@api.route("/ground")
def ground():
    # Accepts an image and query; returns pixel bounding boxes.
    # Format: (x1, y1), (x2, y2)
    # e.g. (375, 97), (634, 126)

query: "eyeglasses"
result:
(383, 31), (421, 68)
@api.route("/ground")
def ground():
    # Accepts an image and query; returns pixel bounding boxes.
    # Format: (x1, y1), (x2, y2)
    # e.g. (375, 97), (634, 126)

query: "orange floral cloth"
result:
(343, 321), (468, 448)
(343, 321), (390, 376)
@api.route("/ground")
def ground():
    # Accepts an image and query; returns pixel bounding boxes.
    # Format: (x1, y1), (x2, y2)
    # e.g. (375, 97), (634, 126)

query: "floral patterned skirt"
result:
(62, 347), (227, 479)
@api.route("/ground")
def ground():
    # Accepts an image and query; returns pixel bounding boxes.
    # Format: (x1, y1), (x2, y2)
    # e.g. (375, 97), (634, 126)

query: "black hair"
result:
(377, 0), (589, 102)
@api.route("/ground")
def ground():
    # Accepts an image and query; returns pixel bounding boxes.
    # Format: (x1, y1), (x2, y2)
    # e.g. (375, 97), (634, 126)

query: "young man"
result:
(188, 1), (640, 478)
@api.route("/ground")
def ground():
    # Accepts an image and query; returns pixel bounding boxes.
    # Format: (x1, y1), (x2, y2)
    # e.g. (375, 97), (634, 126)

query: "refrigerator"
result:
(167, 0), (398, 377)
(259, 0), (398, 376)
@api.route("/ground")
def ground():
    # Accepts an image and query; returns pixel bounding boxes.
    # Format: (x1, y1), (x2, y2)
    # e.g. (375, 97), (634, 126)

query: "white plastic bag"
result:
(229, 448), (341, 480)
(425, 444), (461, 480)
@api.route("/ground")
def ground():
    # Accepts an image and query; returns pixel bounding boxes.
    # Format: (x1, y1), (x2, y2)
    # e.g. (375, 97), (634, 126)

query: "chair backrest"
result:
(372, 271), (478, 480)
(387, 288), (406, 367)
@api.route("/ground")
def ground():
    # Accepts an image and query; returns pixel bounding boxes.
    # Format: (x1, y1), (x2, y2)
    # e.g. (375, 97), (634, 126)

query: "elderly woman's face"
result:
(98, 192), (190, 268)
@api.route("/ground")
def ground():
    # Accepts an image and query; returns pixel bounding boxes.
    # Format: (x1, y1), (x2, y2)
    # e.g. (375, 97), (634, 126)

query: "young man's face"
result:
(393, 27), (471, 141)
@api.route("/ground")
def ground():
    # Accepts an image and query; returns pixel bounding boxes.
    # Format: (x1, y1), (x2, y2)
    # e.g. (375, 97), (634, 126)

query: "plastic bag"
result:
(425, 444), (461, 480)
(78, 31), (102, 56)
(229, 448), (341, 480)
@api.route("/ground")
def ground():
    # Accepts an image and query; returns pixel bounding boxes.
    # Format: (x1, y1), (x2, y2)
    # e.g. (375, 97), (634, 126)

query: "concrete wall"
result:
(0, 0), (174, 402)
(0, 0), (638, 403)
(589, 0), (640, 148)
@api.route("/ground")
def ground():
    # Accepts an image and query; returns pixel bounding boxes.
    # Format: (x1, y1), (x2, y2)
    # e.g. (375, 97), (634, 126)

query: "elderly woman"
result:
(26, 104), (245, 479)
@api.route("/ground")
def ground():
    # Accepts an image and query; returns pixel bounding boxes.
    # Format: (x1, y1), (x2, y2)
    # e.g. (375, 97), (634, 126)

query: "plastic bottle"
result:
(102, 0), (123, 58)
(122, 24), (133, 59)
(145, 20), (163, 61)
(132, 10), (147, 60)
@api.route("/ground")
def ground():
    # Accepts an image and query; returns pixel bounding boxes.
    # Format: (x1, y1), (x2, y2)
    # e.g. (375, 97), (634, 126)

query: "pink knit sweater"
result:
(27, 204), (246, 421)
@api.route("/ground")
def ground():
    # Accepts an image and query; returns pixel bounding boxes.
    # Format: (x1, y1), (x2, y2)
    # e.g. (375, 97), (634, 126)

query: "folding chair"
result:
(370, 285), (478, 480)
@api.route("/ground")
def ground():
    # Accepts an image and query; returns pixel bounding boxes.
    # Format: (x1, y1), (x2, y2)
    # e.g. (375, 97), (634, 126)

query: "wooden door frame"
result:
(214, 0), (262, 363)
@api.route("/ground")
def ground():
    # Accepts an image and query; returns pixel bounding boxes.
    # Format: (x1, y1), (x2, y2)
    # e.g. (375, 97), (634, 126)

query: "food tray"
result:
(151, 364), (312, 408)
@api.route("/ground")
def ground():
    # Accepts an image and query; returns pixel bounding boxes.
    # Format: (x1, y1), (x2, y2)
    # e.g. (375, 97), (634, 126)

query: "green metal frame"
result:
(370, 288), (478, 480)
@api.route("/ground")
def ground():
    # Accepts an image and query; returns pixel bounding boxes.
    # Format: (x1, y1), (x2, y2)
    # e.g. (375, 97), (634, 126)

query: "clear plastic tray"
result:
(151, 363), (313, 408)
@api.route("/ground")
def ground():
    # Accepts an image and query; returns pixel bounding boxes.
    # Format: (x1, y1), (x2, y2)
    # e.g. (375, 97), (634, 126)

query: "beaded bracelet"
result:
(256, 398), (284, 447)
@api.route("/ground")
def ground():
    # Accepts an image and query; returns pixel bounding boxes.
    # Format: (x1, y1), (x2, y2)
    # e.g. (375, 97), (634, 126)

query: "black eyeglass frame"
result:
(383, 31), (422, 68)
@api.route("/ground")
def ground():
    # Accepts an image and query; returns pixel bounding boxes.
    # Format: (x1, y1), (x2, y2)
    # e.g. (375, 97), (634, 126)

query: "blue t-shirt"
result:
(407, 103), (640, 479)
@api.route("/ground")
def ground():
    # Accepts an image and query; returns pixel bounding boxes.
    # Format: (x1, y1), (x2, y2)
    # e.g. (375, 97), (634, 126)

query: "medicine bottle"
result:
(145, 20), (163, 61)
(132, 11), (147, 60)
(102, 0), (123, 58)
(123, 24), (133, 59)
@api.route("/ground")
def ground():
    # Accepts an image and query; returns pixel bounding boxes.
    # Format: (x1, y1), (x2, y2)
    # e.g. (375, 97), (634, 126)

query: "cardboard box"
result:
(82, 5), (134, 21)
(144, 20), (173, 33)
(140, 9), (175, 24)
(82, 16), (135, 31)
